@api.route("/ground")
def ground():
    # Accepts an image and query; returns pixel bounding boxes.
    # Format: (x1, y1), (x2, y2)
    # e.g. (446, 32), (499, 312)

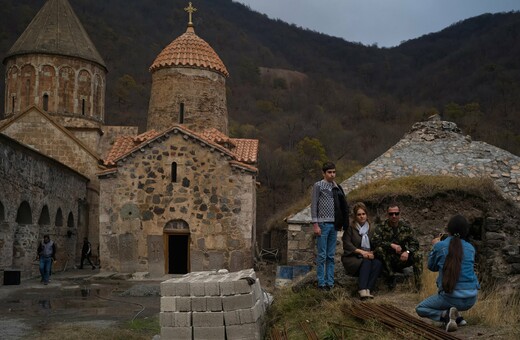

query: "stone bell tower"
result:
(3, 0), (107, 131)
(147, 2), (229, 134)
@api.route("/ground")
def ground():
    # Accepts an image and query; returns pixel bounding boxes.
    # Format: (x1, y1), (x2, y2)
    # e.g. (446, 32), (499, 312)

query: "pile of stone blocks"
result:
(160, 268), (266, 340)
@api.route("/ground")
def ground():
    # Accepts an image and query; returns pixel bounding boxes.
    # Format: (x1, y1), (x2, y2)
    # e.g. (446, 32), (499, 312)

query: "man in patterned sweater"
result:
(311, 162), (348, 290)
(372, 204), (422, 290)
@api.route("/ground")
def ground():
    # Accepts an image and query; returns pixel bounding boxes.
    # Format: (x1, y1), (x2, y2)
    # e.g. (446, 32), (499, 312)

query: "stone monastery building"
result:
(0, 0), (258, 279)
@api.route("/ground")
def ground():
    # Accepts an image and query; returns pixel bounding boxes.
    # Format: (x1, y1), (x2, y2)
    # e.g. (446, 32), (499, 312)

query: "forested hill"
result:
(1, 0), (519, 230)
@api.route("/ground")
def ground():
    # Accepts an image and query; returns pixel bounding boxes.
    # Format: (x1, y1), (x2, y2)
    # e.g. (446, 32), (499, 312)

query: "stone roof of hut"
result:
(288, 115), (520, 223)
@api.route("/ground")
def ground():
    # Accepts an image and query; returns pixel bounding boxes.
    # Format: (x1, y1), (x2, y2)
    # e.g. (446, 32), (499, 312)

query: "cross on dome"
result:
(184, 2), (197, 26)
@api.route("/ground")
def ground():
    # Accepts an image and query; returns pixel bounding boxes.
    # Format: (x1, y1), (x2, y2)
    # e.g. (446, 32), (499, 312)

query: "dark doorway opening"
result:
(167, 234), (189, 274)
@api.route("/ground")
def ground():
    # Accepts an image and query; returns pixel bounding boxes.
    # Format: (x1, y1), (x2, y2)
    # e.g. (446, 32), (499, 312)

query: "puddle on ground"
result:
(0, 281), (155, 320)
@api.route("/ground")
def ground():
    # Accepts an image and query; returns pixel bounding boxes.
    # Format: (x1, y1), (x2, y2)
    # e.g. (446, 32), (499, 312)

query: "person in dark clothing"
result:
(80, 237), (96, 270)
(37, 234), (56, 285)
(372, 204), (422, 290)
(341, 202), (382, 299)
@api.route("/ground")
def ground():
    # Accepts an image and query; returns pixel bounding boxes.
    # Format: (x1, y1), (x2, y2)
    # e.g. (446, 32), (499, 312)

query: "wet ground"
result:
(0, 269), (163, 339)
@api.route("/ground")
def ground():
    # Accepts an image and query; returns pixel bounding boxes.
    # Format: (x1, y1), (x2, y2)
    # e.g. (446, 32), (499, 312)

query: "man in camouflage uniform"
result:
(372, 204), (422, 290)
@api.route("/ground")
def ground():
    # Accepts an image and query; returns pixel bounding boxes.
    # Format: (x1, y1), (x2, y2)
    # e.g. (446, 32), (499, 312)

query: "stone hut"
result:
(287, 115), (520, 287)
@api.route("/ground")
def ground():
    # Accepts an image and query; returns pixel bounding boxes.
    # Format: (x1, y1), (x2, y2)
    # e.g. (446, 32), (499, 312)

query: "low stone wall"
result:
(160, 269), (265, 340)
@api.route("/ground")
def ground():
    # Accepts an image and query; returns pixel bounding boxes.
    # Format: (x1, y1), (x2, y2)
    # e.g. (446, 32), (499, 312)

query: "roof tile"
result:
(150, 26), (229, 77)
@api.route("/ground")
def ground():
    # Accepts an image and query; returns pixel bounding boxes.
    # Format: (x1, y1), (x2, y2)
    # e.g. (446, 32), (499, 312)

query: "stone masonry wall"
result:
(0, 134), (88, 279)
(99, 130), (256, 275)
(147, 68), (228, 135)
(4, 54), (106, 121)
(1, 108), (101, 181)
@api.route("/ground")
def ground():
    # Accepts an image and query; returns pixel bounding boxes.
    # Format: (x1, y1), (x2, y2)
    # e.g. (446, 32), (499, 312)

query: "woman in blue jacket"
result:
(415, 215), (480, 332)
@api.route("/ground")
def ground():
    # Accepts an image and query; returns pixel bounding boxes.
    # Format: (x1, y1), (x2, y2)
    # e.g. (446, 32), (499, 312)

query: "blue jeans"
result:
(39, 256), (52, 283)
(316, 223), (337, 287)
(416, 293), (477, 321)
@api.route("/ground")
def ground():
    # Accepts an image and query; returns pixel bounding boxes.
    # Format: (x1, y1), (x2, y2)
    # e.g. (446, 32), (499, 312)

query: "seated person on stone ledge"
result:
(341, 202), (382, 299)
(371, 204), (422, 290)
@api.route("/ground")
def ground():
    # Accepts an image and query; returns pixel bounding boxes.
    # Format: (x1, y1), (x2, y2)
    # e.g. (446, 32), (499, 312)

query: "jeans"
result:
(416, 293), (477, 321)
(316, 223), (337, 287)
(358, 258), (382, 290)
(39, 256), (53, 283)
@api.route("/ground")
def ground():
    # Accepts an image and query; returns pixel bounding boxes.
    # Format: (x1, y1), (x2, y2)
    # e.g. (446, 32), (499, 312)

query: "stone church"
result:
(0, 0), (258, 279)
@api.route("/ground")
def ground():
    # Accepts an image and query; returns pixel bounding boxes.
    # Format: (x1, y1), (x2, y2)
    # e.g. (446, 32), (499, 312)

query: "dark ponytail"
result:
(442, 215), (469, 293)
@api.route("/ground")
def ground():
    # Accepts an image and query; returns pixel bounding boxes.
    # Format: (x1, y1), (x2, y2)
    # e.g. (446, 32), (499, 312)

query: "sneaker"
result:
(456, 316), (467, 326)
(366, 289), (374, 299)
(445, 307), (458, 332)
(358, 289), (369, 299)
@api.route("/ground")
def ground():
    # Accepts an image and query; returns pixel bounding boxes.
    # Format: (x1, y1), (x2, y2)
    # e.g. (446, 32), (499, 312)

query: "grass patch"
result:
(348, 175), (495, 202)
(267, 269), (520, 339)
(266, 287), (399, 339)
(125, 316), (160, 333)
(465, 287), (520, 329)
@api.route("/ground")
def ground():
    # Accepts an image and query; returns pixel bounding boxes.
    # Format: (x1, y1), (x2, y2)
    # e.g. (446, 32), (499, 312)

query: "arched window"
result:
(43, 94), (49, 111)
(55, 208), (63, 227)
(67, 212), (74, 228)
(171, 162), (178, 182)
(82, 99), (86, 115)
(16, 201), (32, 224)
(38, 205), (51, 225)
(25, 79), (31, 107)
(11, 96), (15, 113)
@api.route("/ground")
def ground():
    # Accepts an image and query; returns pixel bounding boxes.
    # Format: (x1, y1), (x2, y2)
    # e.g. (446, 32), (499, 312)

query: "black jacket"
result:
(333, 185), (348, 231)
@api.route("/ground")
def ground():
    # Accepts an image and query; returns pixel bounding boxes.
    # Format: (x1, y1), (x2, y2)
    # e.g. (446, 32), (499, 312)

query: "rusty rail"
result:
(299, 321), (319, 340)
(344, 302), (462, 340)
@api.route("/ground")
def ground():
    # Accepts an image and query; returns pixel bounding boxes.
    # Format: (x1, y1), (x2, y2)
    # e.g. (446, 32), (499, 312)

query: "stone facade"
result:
(0, 133), (88, 278)
(99, 126), (257, 274)
(1, 1), (258, 281)
(4, 54), (106, 124)
(287, 116), (520, 289)
(147, 68), (228, 135)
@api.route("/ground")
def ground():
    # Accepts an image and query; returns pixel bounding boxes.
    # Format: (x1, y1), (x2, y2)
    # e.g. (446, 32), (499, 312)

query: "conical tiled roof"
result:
(3, 0), (106, 68)
(150, 26), (229, 77)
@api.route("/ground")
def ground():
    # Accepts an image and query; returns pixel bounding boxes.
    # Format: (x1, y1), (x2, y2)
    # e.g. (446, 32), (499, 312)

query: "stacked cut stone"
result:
(160, 269), (265, 340)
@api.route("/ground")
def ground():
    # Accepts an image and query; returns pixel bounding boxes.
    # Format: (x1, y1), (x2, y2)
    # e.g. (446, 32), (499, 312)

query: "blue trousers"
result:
(316, 223), (337, 287)
(416, 293), (477, 321)
(39, 256), (52, 283)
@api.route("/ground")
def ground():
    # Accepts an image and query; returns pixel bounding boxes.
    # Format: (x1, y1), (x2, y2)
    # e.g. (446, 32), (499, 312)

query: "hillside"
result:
(1, 0), (519, 232)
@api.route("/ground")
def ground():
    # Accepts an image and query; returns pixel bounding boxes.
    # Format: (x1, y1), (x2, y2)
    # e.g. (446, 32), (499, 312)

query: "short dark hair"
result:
(322, 162), (335, 172)
(387, 204), (400, 212)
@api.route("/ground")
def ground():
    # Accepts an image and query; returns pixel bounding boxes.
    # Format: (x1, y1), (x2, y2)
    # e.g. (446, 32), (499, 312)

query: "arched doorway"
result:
(163, 219), (190, 274)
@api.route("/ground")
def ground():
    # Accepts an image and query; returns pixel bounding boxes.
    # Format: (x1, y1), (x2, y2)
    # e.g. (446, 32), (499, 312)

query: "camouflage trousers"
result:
(380, 252), (423, 288)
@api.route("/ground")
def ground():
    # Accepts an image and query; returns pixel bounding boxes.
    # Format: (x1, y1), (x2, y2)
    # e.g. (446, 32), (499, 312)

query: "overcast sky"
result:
(232, 0), (520, 47)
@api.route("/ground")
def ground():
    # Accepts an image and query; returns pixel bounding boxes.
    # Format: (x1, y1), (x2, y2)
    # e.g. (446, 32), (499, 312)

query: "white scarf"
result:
(356, 222), (370, 250)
